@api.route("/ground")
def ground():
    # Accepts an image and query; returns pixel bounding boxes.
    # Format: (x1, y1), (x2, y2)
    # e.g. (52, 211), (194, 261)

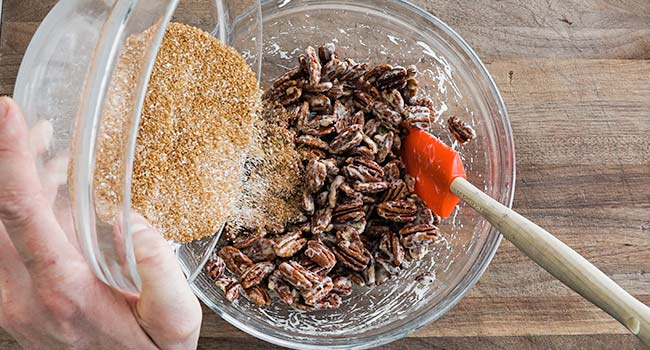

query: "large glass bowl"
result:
(189, 0), (515, 349)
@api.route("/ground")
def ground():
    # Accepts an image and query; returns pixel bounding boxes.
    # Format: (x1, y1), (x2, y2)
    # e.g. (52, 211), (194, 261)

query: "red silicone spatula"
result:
(402, 128), (650, 346)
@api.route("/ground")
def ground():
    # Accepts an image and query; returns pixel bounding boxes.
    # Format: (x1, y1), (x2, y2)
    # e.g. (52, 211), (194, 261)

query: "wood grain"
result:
(1, 0), (649, 349)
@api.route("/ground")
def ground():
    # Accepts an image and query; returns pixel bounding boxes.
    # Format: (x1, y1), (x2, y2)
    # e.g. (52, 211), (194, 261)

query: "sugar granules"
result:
(94, 22), (304, 243)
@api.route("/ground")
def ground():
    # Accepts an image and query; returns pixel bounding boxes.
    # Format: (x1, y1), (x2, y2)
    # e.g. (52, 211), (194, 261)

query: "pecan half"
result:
(378, 231), (405, 267)
(344, 157), (384, 182)
(233, 230), (267, 249)
(240, 262), (276, 289)
(274, 231), (308, 258)
(278, 261), (322, 291)
(353, 181), (390, 193)
(333, 200), (365, 223)
(245, 286), (271, 306)
(333, 227), (371, 271)
(372, 102), (402, 130)
(215, 277), (242, 302)
(383, 180), (409, 201)
(305, 240), (337, 271)
(447, 115), (476, 144)
(302, 46), (322, 85)
(376, 66), (407, 90)
(318, 43), (337, 64)
(241, 237), (276, 262)
(218, 246), (253, 275)
(382, 89), (405, 113)
(332, 276), (353, 296)
(330, 124), (364, 154)
(311, 207), (333, 235)
(297, 135), (330, 151)
(268, 270), (300, 305)
(306, 159), (327, 193)
(312, 293), (342, 310)
(302, 275), (334, 305)
(376, 200), (417, 222)
(205, 256), (226, 280)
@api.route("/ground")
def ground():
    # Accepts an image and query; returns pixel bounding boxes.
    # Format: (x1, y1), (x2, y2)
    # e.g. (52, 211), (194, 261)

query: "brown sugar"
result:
(95, 22), (261, 242)
(94, 22), (304, 243)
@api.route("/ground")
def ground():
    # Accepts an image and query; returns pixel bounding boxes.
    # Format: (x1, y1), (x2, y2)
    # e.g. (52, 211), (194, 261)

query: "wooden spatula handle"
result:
(451, 177), (650, 346)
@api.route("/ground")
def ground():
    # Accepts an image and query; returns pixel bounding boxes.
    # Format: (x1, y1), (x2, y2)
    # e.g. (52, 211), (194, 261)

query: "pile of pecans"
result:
(205, 43), (475, 310)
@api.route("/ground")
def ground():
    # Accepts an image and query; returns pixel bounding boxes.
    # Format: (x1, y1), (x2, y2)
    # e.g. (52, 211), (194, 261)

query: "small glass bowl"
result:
(189, 1), (515, 349)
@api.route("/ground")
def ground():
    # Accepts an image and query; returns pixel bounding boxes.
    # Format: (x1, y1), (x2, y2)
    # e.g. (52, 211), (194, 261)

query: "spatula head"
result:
(402, 128), (466, 218)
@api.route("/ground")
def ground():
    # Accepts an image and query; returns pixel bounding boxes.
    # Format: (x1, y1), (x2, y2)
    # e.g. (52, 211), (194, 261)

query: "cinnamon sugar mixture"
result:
(93, 23), (303, 243)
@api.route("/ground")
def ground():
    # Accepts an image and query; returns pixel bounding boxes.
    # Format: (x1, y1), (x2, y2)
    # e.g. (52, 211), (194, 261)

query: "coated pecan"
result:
(332, 276), (353, 296)
(376, 200), (417, 222)
(340, 62), (369, 82)
(219, 246), (253, 275)
(215, 277), (242, 302)
(344, 157), (384, 182)
(332, 200), (365, 223)
(268, 270), (300, 305)
(306, 93), (331, 113)
(330, 124), (364, 154)
(405, 174), (416, 193)
(406, 65), (418, 79)
(353, 91), (374, 113)
(321, 158), (340, 177)
(350, 146), (375, 160)
(273, 79), (303, 106)
(363, 118), (381, 137)
(241, 237), (276, 262)
(383, 160), (403, 181)
(376, 66), (407, 90)
(378, 231), (405, 267)
(297, 145), (327, 160)
(447, 115), (476, 144)
(233, 230), (267, 249)
(246, 286), (271, 306)
(240, 262), (276, 289)
(372, 102), (402, 130)
(297, 135), (330, 151)
(321, 58), (348, 82)
(305, 81), (333, 93)
(306, 159), (327, 193)
(318, 43), (337, 64)
(339, 182), (362, 201)
(272, 66), (304, 89)
(353, 181), (390, 193)
(278, 261), (321, 290)
(374, 131), (394, 164)
(375, 251), (401, 275)
(311, 207), (333, 234)
(305, 240), (337, 271)
(302, 46), (322, 85)
(333, 227), (371, 271)
(302, 190), (315, 214)
(312, 293), (342, 310)
(382, 89), (405, 113)
(383, 179), (409, 201)
(402, 77), (418, 101)
(402, 105), (433, 129)
(333, 100), (351, 132)
(362, 64), (392, 84)
(327, 83), (354, 100)
(362, 134), (378, 154)
(328, 175), (345, 208)
(274, 230), (308, 258)
(205, 256), (226, 280)
(400, 224), (441, 248)
(302, 275), (334, 305)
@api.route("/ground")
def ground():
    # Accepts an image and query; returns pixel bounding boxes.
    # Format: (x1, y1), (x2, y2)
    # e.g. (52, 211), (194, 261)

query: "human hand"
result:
(0, 97), (202, 350)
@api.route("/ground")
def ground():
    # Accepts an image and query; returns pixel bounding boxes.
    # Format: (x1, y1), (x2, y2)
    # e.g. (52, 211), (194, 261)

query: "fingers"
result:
(28, 119), (53, 157)
(0, 222), (27, 290)
(0, 97), (77, 271)
(131, 214), (202, 350)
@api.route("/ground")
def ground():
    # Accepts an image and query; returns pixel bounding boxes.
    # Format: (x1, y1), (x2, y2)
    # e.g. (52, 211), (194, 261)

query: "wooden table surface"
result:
(1, 0), (649, 349)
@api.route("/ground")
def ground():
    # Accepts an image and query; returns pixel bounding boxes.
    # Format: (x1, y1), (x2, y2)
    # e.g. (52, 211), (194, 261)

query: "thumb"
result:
(130, 214), (202, 350)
